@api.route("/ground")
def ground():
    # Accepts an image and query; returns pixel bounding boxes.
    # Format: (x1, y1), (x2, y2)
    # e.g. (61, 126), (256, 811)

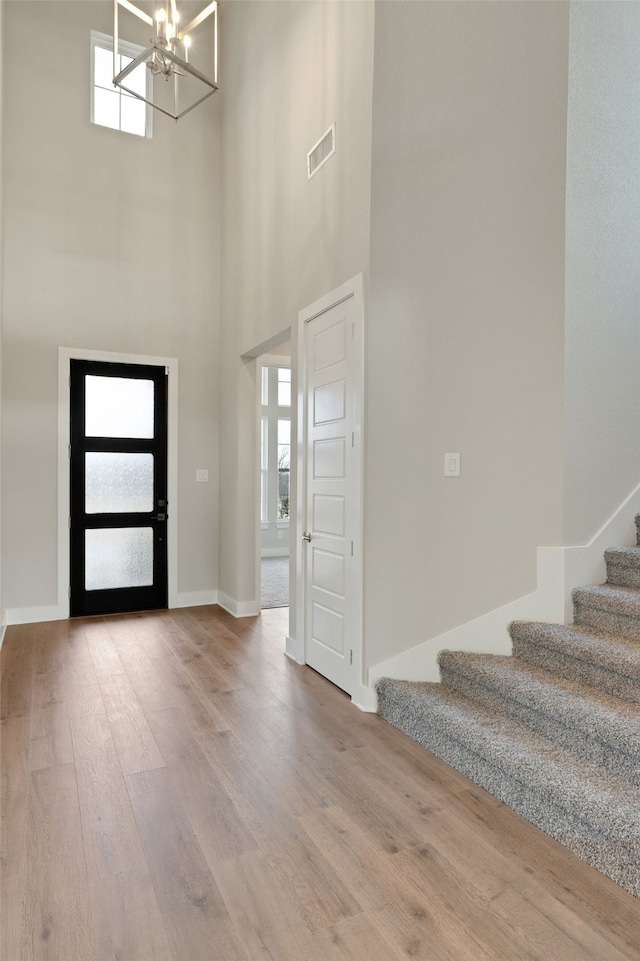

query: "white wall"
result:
(218, 0), (374, 610)
(365, 1), (569, 669)
(0, 0), (4, 634)
(1, 1), (221, 614)
(563, 0), (640, 546)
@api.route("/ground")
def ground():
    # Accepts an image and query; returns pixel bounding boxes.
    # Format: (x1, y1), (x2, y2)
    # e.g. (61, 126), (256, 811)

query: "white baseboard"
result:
(0, 610), (7, 650)
(285, 634), (304, 663)
(261, 548), (290, 558)
(217, 592), (260, 618)
(173, 590), (218, 609)
(352, 682), (378, 713)
(368, 480), (640, 689)
(6, 605), (62, 626)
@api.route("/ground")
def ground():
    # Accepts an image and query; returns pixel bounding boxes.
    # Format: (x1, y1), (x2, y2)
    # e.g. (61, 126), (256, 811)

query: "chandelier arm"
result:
(117, 0), (153, 27)
(179, 1), (217, 39)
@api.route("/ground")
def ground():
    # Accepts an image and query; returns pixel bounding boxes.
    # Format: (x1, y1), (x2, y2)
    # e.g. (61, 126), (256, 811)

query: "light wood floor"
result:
(2, 606), (640, 961)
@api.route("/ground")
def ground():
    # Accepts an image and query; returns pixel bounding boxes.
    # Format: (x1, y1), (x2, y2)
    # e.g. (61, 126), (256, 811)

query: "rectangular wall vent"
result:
(307, 124), (336, 180)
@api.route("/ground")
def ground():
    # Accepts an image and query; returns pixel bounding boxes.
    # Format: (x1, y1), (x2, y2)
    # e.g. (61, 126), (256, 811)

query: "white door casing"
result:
(294, 276), (364, 699)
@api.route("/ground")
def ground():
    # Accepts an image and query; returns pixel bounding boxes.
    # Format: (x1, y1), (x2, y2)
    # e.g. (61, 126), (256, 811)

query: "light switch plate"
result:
(196, 469), (209, 482)
(444, 453), (460, 477)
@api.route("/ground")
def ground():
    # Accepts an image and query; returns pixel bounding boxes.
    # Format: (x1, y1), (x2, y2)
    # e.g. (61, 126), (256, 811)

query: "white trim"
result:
(174, 590), (218, 609)
(285, 634), (304, 664)
(367, 481), (640, 690)
(352, 683), (378, 713)
(57, 347), (179, 619)
(6, 606), (61, 626)
(261, 548), (289, 558)
(295, 274), (365, 702)
(0, 611), (7, 651)
(217, 592), (260, 618)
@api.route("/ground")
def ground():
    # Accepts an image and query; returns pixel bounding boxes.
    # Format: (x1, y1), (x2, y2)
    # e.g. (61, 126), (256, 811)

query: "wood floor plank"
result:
(212, 849), (324, 961)
(1, 716), (31, 961)
(98, 672), (165, 776)
(29, 703), (74, 772)
(312, 912), (405, 961)
(144, 706), (258, 864)
(84, 619), (126, 677)
(1, 625), (35, 719)
(90, 868), (174, 961)
(71, 712), (147, 879)
(21, 763), (97, 961)
(126, 766), (247, 961)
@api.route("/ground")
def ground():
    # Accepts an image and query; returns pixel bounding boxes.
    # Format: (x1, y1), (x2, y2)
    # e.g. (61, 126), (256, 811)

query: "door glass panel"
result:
(85, 452), (154, 513)
(85, 376), (155, 438)
(85, 527), (153, 591)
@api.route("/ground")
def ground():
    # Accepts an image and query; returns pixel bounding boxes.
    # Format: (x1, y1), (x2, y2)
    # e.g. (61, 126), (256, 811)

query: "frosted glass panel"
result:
(86, 376), (154, 438)
(85, 528), (153, 591)
(85, 453), (153, 513)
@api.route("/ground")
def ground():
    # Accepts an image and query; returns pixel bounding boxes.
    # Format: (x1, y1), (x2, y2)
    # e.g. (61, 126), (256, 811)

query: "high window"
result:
(261, 365), (291, 527)
(91, 31), (152, 138)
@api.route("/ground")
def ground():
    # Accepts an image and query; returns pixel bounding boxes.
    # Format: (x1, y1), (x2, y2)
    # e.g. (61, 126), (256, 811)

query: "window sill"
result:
(276, 520), (290, 529)
(261, 522), (270, 530)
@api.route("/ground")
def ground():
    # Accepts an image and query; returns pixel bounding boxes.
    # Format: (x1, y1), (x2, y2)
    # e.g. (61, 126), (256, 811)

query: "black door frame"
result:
(69, 358), (169, 617)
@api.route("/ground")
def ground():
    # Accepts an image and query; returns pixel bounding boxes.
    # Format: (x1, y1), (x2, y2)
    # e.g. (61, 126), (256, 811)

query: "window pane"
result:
(85, 376), (154, 438)
(278, 469), (290, 519)
(120, 94), (146, 136)
(277, 416), (290, 519)
(122, 59), (147, 98)
(85, 527), (153, 590)
(94, 87), (120, 130)
(85, 452), (153, 513)
(261, 417), (268, 523)
(94, 45), (115, 90)
(278, 367), (291, 407)
(277, 419), (290, 446)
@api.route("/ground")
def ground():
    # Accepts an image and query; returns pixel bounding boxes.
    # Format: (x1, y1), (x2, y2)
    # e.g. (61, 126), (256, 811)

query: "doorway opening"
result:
(258, 351), (291, 610)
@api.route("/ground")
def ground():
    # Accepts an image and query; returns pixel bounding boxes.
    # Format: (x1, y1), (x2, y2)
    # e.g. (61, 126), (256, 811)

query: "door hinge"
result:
(350, 649), (353, 665)
(351, 541), (354, 556)
(68, 443), (72, 459)
(351, 432), (354, 448)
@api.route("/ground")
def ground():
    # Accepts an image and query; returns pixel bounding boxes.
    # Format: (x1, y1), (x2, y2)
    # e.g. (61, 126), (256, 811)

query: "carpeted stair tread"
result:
(573, 583), (640, 612)
(605, 546), (640, 588)
(438, 650), (640, 782)
(376, 677), (640, 846)
(510, 620), (640, 703)
(573, 584), (640, 640)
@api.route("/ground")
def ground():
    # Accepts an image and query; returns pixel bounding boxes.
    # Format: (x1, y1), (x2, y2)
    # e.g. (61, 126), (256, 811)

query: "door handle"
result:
(302, 531), (312, 542)
(151, 513), (166, 522)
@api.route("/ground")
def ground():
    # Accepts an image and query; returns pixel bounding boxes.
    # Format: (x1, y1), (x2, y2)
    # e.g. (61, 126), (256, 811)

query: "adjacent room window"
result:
(261, 365), (291, 526)
(91, 31), (152, 138)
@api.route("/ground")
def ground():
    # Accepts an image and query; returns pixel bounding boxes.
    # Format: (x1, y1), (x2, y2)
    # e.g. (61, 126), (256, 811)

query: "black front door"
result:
(70, 359), (168, 616)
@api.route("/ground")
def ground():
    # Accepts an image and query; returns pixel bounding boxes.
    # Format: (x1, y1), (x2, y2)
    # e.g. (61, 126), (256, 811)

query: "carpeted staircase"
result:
(376, 515), (640, 897)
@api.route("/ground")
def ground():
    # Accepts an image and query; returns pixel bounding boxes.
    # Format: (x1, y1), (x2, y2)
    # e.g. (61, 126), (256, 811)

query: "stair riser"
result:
(377, 689), (640, 899)
(511, 637), (640, 706)
(439, 664), (640, 786)
(606, 562), (640, 589)
(574, 601), (640, 641)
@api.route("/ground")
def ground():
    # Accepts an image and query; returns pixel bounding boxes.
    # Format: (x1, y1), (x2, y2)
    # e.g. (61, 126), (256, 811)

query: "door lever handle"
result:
(151, 513), (166, 522)
(302, 531), (312, 542)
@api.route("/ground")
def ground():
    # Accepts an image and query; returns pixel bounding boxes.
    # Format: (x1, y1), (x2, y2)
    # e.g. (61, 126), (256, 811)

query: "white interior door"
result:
(302, 285), (361, 695)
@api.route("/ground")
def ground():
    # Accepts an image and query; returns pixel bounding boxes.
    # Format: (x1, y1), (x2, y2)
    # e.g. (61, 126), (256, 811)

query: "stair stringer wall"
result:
(367, 480), (640, 695)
